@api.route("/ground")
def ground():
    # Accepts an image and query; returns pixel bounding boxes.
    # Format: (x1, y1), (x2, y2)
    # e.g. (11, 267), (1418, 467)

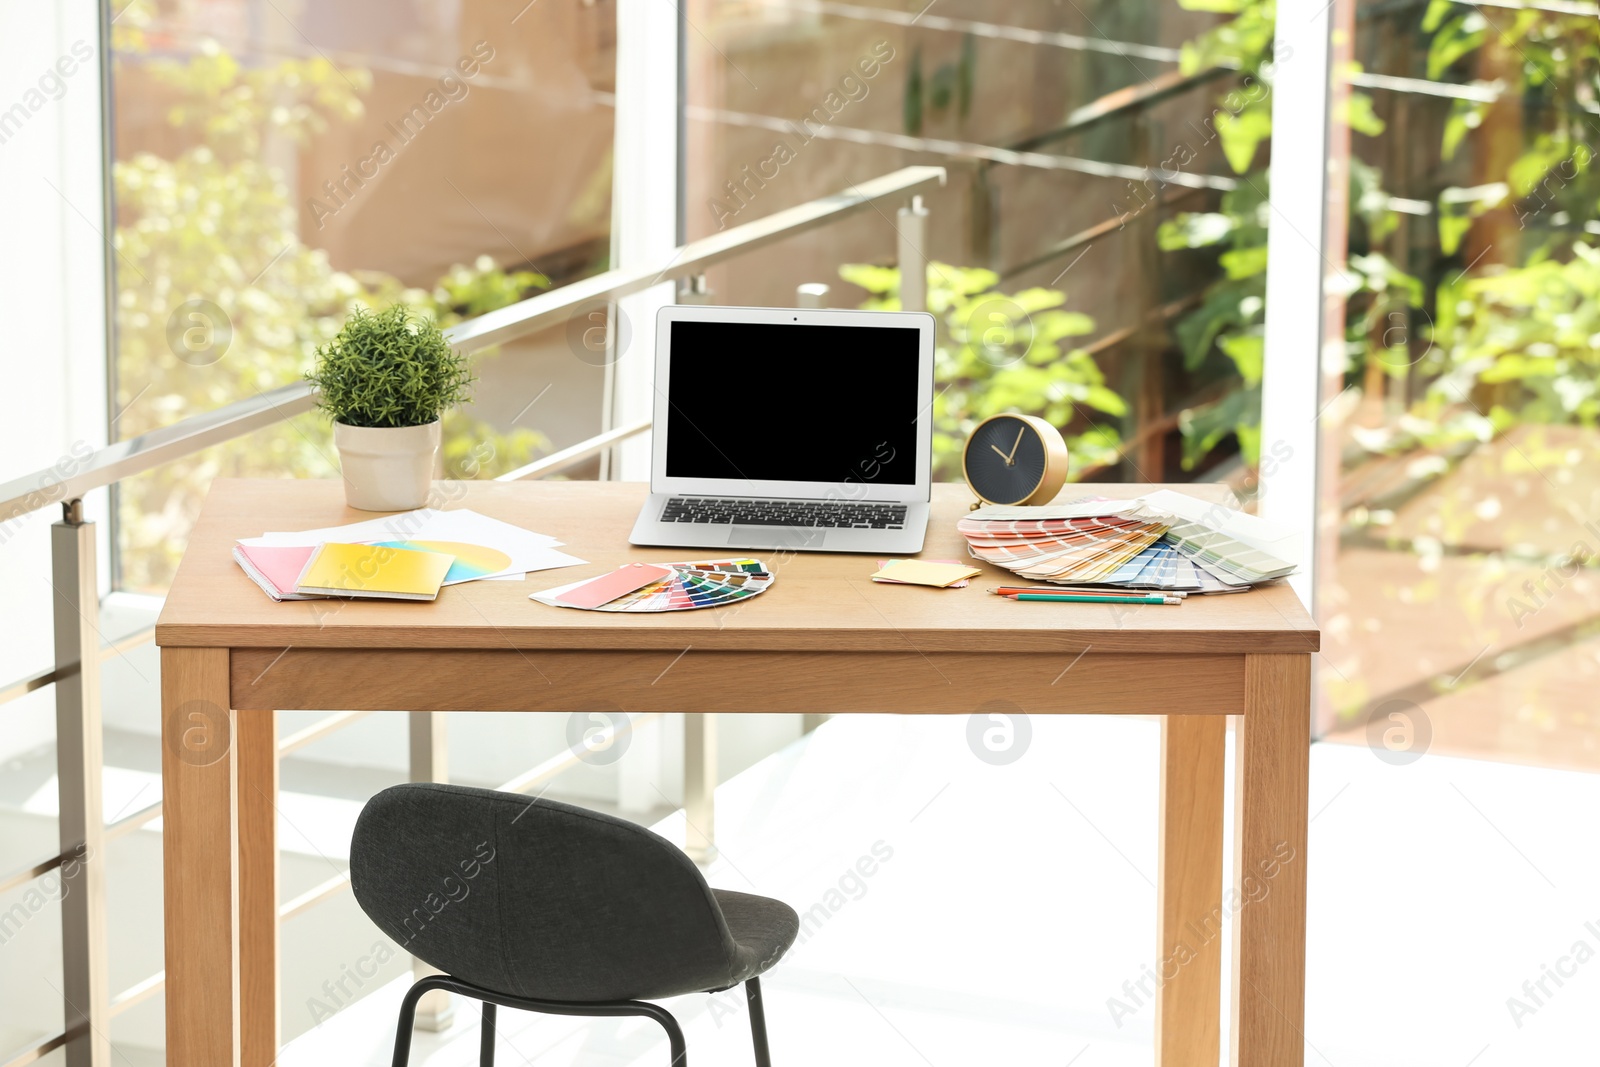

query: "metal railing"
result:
(0, 164), (944, 1067)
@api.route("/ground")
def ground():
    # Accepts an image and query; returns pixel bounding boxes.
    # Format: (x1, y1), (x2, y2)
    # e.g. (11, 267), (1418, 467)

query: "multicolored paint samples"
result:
(531, 558), (773, 612)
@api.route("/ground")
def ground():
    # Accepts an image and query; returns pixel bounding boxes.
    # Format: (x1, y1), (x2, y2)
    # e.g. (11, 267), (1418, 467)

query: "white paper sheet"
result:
(240, 508), (584, 580)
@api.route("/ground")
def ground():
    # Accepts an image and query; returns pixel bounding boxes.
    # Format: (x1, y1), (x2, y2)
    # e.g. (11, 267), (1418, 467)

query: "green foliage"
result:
(1177, 0), (1275, 74)
(153, 44), (367, 161)
(308, 306), (475, 428)
(1424, 7), (1488, 80)
(1339, 84), (1387, 137)
(1425, 243), (1600, 426)
(1215, 107), (1273, 173)
(903, 36), (977, 134)
(1408, 5), (1600, 446)
(1163, 0), (1393, 468)
(1428, 7), (1600, 253)
(1159, 178), (1269, 466)
(841, 262), (1125, 480)
(903, 49), (923, 135)
(1164, 0), (1280, 465)
(111, 3), (548, 590)
(1440, 98), (1489, 160)
(432, 255), (550, 322)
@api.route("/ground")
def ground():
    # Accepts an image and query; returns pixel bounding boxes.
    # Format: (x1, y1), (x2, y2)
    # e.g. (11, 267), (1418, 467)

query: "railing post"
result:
(678, 273), (714, 305)
(897, 195), (929, 312)
(796, 283), (830, 308)
(407, 712), (454, 1031)
(52, 498), (109, 1067)
(683, 713), (717, 865)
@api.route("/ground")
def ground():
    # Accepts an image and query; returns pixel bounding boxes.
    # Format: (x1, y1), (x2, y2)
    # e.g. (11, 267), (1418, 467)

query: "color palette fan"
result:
(531, 558), (773, 612)
(958, 493), (1297, 594)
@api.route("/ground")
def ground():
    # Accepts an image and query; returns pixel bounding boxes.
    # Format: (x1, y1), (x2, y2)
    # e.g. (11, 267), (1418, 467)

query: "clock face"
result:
(964, 415), (1049, 505)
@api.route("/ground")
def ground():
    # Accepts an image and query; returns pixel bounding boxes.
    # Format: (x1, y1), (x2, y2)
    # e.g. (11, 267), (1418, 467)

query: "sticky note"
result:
(871, 559), (983, 588)
(873, 558), (975, 588)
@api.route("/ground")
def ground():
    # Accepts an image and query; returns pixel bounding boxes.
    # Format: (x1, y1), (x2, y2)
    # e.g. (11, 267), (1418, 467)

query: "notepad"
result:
(871, 559), (982, 588)
(294, 543), (455, 601)
(233, 544), (320, 601)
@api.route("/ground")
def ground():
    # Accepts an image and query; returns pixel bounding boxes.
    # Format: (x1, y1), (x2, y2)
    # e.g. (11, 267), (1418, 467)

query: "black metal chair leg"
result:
(389, 979), (431, 1067)
(390, 973), (689, 1067)
(745, 977), (772, 1067)
(631, 998), (688, 1067)
(480, 1000), (497, 1066)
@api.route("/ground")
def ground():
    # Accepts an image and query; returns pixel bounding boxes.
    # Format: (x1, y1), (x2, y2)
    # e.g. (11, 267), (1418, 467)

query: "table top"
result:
(155, 479), (1319, 655)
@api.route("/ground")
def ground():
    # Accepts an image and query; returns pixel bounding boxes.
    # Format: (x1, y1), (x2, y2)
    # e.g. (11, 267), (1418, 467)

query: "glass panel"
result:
(108, 0), (617, 591)
(1318, 2), (1600, 769)
(683, 0), (1277, 487)
(0, 866), (68, 1056)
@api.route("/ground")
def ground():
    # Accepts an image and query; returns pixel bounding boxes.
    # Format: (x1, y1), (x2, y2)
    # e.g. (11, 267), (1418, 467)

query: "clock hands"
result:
(989, 426), (1028, 467)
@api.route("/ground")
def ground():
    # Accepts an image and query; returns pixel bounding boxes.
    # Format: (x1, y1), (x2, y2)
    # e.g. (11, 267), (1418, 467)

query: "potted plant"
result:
(309, 305), (475, 511)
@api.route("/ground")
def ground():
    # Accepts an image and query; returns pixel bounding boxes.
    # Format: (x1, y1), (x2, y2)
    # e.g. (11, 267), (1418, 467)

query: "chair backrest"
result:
(350, 783), (740, 1002)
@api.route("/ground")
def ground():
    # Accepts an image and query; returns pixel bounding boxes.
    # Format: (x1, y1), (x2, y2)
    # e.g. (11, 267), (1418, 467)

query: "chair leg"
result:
(480, 1001), (497, 1066)
(390, 972), (686, 1067)
(390, 979), (431, 1067)
(745, 977), (772, 1067)
(633, 1000), (688, 1067)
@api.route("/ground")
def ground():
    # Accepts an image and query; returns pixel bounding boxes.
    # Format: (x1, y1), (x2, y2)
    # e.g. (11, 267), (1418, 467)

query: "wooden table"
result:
(155, 479), (1318, 1067)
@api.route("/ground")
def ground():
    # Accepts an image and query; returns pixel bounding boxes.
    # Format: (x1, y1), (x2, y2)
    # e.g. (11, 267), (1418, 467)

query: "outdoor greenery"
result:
(841, 261), (1125, 481)
(308, 306), (474, 429)
(111, 1), (548, 591)
(1162, 0), (1600, 468)
(107, 0), (1599, 594)
(1159, 0), (1412, 469)
(1415, 3), (1600, 441)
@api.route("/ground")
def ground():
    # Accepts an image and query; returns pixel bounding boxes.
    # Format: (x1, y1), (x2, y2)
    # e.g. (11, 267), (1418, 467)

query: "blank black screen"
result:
(664, 320), (921, 485)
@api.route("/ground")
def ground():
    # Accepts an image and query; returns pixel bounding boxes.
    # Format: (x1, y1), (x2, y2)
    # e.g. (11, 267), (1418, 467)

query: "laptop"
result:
(629, 304), (936, 554)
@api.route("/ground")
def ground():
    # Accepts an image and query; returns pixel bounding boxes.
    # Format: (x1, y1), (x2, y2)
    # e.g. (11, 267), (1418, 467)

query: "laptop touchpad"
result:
(728, 526), (827, 549)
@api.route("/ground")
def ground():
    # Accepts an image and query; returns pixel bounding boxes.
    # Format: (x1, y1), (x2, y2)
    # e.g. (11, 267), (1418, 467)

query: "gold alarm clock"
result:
(961, 413), (1070, 506)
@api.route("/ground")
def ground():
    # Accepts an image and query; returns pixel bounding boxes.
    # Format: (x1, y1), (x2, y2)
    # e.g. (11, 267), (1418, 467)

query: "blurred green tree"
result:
(842, 262), (1125, 482)
(111, 2), (548, 589)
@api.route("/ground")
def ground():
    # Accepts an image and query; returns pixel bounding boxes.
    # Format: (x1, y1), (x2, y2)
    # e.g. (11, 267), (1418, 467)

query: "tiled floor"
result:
(281, 713), (1600, 1067)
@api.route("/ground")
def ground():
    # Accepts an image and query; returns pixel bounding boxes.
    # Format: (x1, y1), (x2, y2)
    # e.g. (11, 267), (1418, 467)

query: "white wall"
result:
(0, 0), (109, 685)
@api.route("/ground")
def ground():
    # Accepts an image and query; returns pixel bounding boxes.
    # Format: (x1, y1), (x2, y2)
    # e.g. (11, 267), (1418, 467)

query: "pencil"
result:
(1002, 592), (1181, 605)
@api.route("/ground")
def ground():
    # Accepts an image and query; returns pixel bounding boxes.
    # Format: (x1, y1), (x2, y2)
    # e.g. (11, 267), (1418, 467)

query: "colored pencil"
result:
(989, 585), (1187, 599)
(1001, 592), (1181, 605)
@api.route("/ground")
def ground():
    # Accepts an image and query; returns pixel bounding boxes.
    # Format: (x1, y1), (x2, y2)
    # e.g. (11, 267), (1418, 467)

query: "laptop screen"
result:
(664, 320), (922, 486)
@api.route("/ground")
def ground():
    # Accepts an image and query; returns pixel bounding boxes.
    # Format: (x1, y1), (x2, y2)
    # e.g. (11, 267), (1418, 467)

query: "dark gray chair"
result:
(350, 782), (798, 1067)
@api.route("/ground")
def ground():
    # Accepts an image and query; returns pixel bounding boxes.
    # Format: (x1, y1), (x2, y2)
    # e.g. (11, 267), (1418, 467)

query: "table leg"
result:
(408, 711), (456, 1031)
(1156, 715), (1226, 1067)
(161, 647), (241, 1067)
(237, 709), (280, 1067)
(684, 713), (717, 864)
(1230, 654), (1311, 1067)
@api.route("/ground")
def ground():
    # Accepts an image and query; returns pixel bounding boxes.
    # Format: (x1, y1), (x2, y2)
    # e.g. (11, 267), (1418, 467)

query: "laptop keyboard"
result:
(662, 497), (908, 529)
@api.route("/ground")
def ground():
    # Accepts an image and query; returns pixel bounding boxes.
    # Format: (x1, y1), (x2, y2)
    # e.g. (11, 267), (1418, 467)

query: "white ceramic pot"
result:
(333, 420), (440, 511)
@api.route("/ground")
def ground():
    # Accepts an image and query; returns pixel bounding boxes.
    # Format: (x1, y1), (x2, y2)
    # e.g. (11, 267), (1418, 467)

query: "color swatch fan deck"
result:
(958, 495), (1297, 593)
(532, 559), (773, 612)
